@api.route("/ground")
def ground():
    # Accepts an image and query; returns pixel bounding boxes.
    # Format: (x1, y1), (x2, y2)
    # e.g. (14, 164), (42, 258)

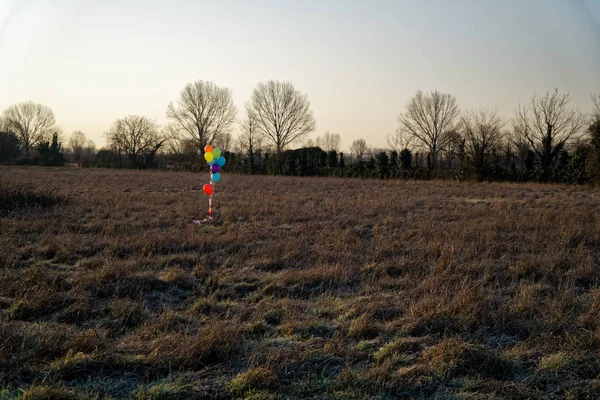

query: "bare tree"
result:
(163, 127), (201, 168)
(2, 101), (57, 157)
(588, 94), (600, 184)
(213, 132), (232, 152)
(81, 139), (96, 167)
(237, 112), (264, 173)
(592, 93), (600, 120)
(162, 125), (195, 157)
(315, 131), (341, 152)
(166, 80), (236, 152)
(460, 107), (505, 179)
(105, 115), (165, 168)
(440, 129), (465, 169)
(247, 80), (316, 170)
(304, 138), (315, 147)
(397, 90), (459, 169)
(386, 128), (413, 152)
(238, 113), (263, 153)
(350, 138), (368, 161)
(68, 130), (86, 151)
(167, 136), (196, 157)
(68, 130), (87, 167)
(514, 88), (587, 181)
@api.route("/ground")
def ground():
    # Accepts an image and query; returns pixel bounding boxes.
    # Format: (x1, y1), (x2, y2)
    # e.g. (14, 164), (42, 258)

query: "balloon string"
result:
(208, 178), (214, 218)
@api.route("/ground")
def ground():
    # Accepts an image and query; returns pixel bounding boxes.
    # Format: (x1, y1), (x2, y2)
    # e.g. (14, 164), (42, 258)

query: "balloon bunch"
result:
(202, 145), (226, 219)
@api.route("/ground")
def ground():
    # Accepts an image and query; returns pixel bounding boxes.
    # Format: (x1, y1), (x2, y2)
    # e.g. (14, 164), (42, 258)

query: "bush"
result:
(93, 149), (125, 168)
(35, 133), (65, 166)
(0, 131), (21, 162)
(588, 118), (600, 185)
(375, 152), (390, 179)
(281, 147), (327, 176)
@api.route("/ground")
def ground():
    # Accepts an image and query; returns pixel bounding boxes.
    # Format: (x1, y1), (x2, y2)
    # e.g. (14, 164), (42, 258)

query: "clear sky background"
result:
(1, 0), (599, 150)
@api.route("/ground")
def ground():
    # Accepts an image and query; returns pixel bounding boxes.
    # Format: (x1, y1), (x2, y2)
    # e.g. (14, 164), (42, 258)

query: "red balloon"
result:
(203, 184), (213, 195)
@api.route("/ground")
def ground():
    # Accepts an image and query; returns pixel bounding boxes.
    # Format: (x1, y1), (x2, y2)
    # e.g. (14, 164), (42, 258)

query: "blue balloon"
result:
(217, 156), (226, 167)
(212, 172), (221, 182)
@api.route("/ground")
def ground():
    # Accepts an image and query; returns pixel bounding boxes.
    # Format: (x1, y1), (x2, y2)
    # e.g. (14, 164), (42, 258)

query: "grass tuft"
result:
(229, 367), (277, 396)
(21, 384), (77, 400)
(0, 179), (66, 216)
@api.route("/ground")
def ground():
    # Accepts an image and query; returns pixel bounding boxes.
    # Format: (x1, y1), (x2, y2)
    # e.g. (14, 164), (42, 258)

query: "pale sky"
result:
(1, 0), (599, 150)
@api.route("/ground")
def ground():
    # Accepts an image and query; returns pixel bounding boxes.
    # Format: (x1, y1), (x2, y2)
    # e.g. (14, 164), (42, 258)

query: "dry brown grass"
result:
(1, 166), (600, 398)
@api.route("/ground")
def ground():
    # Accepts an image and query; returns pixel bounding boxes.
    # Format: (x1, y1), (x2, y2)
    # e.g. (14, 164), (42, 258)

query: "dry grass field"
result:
(2, 166), (600, 399)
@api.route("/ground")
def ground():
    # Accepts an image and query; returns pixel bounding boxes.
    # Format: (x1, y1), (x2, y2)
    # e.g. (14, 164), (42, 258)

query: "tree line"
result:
(1, 81), (599, 185)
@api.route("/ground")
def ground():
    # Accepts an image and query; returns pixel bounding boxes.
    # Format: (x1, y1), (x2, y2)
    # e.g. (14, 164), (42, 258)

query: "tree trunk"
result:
(430, 144), (437, 170)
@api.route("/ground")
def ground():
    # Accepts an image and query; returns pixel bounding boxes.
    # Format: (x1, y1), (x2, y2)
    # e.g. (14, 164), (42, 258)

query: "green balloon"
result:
(213, 148), (221, 158)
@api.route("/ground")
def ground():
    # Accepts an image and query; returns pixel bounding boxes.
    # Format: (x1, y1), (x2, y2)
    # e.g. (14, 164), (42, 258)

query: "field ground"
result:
(1, 166), (600, 399)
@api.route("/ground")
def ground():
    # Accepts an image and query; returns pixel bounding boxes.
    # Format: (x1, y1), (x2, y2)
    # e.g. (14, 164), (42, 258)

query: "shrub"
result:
(0, 131), (21, 162)
(35, 133), (65, 166)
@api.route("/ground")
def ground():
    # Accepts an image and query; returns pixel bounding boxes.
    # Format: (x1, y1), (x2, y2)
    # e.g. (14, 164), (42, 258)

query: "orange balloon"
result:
(204, 145), (213, 153)
(203, 184), (213, 195)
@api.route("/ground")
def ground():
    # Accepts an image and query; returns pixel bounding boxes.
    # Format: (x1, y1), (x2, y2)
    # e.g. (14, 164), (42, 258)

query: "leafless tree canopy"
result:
(68, 130), (87, 166)
(386, 128), (413, 152)
(2, 101), (57, 156)
(460, 107), (505, 176)
(84, 139), (96, 152)
(314, 131), (341, 152)
(162, 125), (192, 156)
(440, 129), (466, 168)
(514, 88), (587, 179)
(350, 138), (368, 160)
(238, 112), (264, 154)
(68, 131), (86, 151)
(166, 81), (236, 151)
(164, 134), (196, 156)
(592, 93), (600, 120)
(247, 81), (316, 158)
(77, 139), (97, 167)
(213, 132), (232, 152)
(397, 90), (459, 168)
(105, 115), (164, 167)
